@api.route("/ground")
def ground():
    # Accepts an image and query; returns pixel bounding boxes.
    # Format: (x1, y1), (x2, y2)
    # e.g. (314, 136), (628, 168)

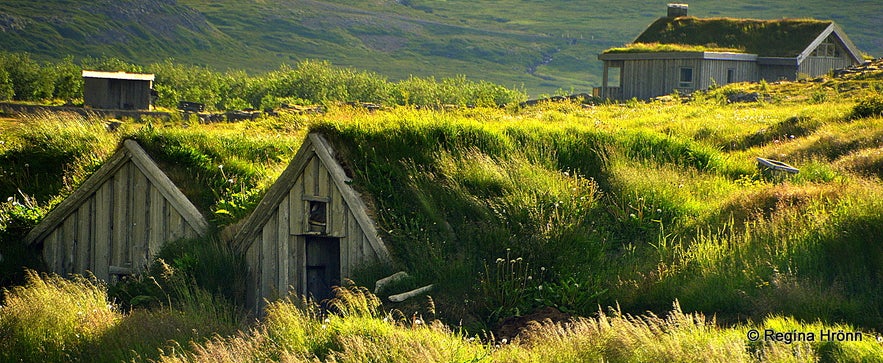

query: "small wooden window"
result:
(813, 36), (841, 58)
(308, 200), (327, 234)
(679, 67), (694, 88)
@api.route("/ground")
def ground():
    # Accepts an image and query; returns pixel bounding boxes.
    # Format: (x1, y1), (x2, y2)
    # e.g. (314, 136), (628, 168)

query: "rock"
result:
(494, 306), (572, 342)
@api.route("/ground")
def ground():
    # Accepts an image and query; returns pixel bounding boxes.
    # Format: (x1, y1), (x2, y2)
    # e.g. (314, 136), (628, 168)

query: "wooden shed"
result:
(26, 140), (209, 282)
(233, 133), (392, 309)
(82, 70), (155, 110)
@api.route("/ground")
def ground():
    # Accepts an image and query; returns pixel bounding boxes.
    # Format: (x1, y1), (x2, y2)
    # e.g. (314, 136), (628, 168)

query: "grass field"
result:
(3, 71), (883, 361)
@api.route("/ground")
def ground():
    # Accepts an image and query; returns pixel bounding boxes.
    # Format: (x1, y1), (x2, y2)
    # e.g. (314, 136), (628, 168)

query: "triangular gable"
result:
(26, 139), (208, 245)
(797, 23), (864, 65)
(234, 133), (391, 263)
(25, 139), (209, 280)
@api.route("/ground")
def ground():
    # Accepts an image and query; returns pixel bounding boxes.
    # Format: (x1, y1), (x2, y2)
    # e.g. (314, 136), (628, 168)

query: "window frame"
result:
(679, 67), (694, 88)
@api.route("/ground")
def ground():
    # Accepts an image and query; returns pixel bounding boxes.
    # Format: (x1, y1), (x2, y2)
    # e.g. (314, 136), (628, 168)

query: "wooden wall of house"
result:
(37, 160), (199, 282)
(243, 152), (382, 309)
(84, 78), (152, 110)
(759, 65), (799, 82)
(619, 58), (758, 100)
(698, 60), (758, 87)
(800, 55), (855, 78)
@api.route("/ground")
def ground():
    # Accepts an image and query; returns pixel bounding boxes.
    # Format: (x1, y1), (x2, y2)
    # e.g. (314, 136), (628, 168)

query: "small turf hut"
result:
(82, 70), (155, 110)
(25, 140), (209, 282)
(234, 133), (392, 310)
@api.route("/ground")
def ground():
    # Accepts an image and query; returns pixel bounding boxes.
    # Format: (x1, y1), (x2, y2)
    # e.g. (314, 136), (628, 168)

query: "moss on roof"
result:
(603, 42), (742, 54)
(627, 16), (832, 57)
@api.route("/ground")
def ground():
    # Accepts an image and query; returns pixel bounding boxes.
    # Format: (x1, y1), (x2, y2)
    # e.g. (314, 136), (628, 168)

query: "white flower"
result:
(6, 197), (12, 202)
(218, 164), (224, 169)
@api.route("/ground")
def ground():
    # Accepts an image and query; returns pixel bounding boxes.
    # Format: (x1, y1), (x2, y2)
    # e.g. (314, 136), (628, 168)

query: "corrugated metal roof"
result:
(632, 17), (833, 57)
(82, 70), (155, 81)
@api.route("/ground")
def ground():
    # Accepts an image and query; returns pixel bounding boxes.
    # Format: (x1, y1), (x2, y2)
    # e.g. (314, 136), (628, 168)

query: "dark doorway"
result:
(305, 236), (340, 303)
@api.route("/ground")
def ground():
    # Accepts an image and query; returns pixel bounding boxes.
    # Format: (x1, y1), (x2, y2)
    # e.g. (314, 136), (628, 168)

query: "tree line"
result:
(0, 52), (527, 110)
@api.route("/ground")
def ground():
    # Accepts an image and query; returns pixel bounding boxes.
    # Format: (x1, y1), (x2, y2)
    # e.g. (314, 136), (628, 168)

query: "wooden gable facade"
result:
(233, 133), (392, 310)
(598, 5), (864, 100)
(26, 140), (209, 282)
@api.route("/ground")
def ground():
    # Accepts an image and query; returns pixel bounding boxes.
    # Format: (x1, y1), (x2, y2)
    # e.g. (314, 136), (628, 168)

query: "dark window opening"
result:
(308, 201), (327, 234)
(726, 69), (735, 84)
(679, 67), (694, 88)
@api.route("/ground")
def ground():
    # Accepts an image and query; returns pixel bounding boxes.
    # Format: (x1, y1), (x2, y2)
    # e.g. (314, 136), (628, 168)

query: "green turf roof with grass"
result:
(604, 16), (833, 57)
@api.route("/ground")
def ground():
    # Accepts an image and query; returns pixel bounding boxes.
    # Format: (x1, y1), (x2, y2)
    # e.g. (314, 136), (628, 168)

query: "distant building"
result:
(82, 70), (155, 110)
(597, 4), (865, 100)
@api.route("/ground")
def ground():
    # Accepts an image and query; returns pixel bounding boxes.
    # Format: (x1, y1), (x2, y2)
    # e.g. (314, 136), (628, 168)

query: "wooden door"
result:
(305, 236), (340, 303)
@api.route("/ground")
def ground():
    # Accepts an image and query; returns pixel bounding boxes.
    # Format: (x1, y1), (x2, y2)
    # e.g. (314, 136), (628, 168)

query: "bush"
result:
(0, 271), (119, 362)
(848, 95), (883, 120)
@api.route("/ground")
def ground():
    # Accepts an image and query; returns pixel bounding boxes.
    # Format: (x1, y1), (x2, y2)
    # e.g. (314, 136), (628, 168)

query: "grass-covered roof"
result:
(619, 16), (832, 57)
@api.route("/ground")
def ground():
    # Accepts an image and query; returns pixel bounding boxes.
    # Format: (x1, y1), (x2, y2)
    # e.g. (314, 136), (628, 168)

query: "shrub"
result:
(848, 95), (883, 120)
(0, 270), (120, 362)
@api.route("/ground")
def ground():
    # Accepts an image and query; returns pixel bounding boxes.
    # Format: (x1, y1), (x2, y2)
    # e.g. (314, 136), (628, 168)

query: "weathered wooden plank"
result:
(76, 196), (92, 274)
(93, 179), (112, 280)
(347, 211), (363, 276)
(277, 194), (290, 293)
(148, 185), (165, 259)
(43, 229), (58, 273)
(168, 209), (184, 241)
(330, 186), (346, 237)
(261, 212), (278, 301)
(62, 212), (77, 275)
(131, 167), (149, 270)
(304, 155), (318, 196)
(245, 236), (261, 311)
(289, 235), (301, 296)
(317, 161), (330, 199)
(112, 161), (130, 268)
(338, 209), (349, 275)
(290, 175), (305, 235)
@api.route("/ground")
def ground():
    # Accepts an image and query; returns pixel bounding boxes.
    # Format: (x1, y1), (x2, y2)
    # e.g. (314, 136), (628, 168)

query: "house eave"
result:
(757, 57), (799, 66)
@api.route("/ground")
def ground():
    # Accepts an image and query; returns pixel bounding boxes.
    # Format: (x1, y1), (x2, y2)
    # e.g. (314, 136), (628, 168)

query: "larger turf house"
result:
(597, 4), (865, 101)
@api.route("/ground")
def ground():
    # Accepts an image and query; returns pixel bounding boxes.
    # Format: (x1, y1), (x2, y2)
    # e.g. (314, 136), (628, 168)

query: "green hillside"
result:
(1, 0), (881, 96)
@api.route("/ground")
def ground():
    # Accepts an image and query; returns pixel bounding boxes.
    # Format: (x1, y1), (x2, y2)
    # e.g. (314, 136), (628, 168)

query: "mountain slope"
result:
(1, 0), (881, 96)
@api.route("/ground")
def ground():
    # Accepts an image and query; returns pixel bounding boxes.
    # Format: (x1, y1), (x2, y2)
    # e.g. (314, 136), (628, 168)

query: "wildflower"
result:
(227, 179), (234, 184)
(538, 285), (543, 290)
(656, 208), (662, 213)
(6, 197), (12, 202)
(218, 164), (224, 169)
(501, 338), (508, 344)
(629, 213), (636, 219)
(540, 266), (545, 271)
(527, 275), (532, 280)
(414, 318), (423, 325)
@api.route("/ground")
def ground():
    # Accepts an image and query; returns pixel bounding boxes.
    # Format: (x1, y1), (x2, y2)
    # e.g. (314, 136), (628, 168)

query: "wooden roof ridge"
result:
(232, 133), (392, 263)
(25, 139), (209, 245)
